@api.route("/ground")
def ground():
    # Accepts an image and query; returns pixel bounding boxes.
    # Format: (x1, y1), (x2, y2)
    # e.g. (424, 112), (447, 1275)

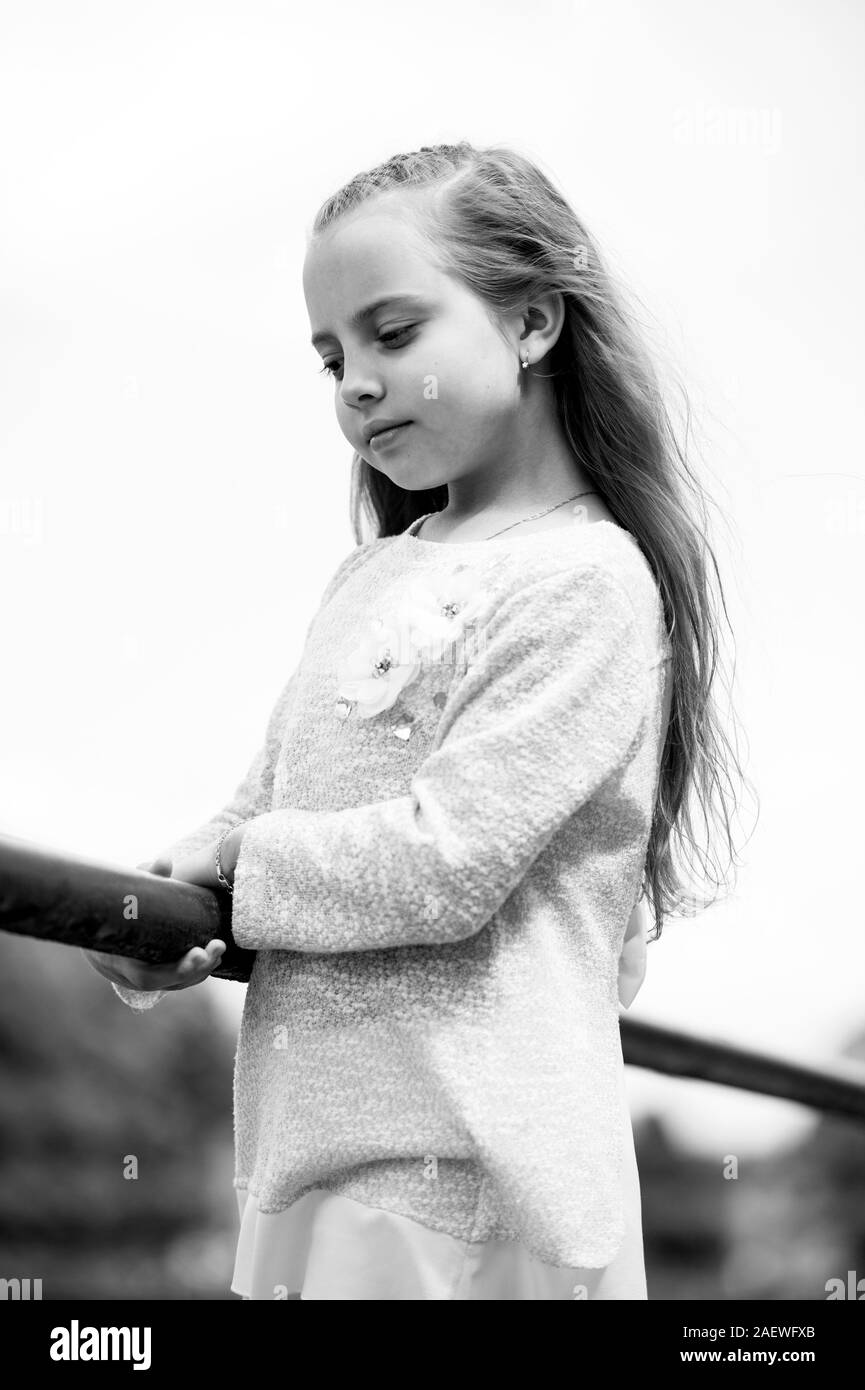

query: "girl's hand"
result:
(169, 824), (247, 891)
(83, 939), (227, 992)
(81, 854), (225, 992)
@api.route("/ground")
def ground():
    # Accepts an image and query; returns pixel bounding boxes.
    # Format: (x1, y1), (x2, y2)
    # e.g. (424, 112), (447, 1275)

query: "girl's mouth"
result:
(370, 422), (412, 451)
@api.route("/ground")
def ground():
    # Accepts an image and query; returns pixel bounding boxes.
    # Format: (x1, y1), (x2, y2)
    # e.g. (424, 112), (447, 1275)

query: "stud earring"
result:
(521, 350), (529, 370)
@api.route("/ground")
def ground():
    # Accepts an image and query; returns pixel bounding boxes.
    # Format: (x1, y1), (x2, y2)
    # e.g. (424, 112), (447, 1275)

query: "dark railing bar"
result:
(0, 833), (254, 981)
(619, 1017), (865, 1124)
(1, 833), (864, 1124)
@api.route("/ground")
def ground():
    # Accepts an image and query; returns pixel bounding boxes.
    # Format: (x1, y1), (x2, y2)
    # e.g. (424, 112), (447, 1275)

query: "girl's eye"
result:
(318, 325), (416, 380)
(379, 325), (415, 346)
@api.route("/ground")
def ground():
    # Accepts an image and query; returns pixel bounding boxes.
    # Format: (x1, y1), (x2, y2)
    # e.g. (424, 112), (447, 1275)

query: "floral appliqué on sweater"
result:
(334, 568), (490, 731)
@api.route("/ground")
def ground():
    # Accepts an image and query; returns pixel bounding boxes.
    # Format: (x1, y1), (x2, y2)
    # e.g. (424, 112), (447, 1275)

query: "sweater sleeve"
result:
(230, 562), (653, 953)
(111, 982), (169, 1010)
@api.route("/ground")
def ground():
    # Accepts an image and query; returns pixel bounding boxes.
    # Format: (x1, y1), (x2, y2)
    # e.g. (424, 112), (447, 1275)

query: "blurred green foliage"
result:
(637, 1077), (865, 1300)
(2, 929), (864, 1300)
(0, 932), (238, 1299)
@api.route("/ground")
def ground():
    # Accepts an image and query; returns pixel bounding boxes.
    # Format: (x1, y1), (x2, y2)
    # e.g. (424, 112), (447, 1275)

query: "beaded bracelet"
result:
(215, 825), (237, 894)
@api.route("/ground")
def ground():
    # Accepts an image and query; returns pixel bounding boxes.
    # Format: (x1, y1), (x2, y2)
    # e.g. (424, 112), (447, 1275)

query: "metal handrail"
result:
(2, 832), (864, 1123)
(0, 832), (254, 981)
(618, 1017), (865, 1124)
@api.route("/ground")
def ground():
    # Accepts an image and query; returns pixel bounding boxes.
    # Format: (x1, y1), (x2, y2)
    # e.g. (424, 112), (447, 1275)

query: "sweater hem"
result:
(231, 1174), (623, 1271)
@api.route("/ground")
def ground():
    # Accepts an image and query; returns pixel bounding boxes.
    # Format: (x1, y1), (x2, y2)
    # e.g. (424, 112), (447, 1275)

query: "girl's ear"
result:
(522, 293), (567, 360)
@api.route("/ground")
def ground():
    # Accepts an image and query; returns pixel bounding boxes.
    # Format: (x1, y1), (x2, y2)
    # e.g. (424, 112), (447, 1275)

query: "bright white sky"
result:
(1, 0), (864, 1160)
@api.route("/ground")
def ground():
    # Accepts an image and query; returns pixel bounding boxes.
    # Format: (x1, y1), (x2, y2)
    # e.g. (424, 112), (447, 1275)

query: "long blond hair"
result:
(310, 141), (757, 939)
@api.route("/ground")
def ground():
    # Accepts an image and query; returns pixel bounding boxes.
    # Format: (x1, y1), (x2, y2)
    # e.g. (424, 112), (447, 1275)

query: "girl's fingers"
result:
(179, 940), (225, 973)
(88, 939), (226, 992)
(180, 947), (208, 973)
(135, 856), (173, 876)
(160, 939), (226, 989)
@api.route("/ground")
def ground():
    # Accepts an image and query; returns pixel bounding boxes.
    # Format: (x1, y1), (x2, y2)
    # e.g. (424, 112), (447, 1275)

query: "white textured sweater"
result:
(133, 514), (672, 1268)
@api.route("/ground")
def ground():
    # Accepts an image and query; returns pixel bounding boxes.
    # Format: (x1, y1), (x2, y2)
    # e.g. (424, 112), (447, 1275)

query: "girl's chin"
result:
(368, 452), (436, 484)
(365, 437), (454, 492)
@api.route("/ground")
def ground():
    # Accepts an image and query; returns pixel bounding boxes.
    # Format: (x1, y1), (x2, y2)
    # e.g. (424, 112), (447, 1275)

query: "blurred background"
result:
(1, 0), (863, 1298)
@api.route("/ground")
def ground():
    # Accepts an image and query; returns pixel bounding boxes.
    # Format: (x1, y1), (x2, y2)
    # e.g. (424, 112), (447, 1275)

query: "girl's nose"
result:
(340, 368), (383, 409)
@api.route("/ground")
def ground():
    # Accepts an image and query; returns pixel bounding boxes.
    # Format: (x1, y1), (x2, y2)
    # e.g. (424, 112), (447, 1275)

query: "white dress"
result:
(231, 901), (650, 1301)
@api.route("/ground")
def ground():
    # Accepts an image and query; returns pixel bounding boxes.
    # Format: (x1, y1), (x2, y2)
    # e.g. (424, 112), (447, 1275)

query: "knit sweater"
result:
(126, 514), (672, 1268)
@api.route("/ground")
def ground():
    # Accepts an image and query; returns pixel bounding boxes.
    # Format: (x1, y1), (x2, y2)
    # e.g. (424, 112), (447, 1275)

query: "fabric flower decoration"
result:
(335, 616), (421, 719)
(394, 571), (490, 654)
(334, 567), (490, 721)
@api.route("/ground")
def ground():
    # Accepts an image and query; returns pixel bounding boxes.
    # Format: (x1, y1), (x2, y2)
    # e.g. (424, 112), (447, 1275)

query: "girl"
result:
(85, 142), (747, 1300)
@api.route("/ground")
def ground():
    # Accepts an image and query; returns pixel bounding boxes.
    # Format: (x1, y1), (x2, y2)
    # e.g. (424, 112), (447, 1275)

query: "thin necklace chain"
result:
(416, 491), (599, 541)
(485, 490), (599, 539)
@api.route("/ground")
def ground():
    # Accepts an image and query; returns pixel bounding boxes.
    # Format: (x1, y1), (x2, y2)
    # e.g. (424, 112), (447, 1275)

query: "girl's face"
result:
(303, 203), (525, 492)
